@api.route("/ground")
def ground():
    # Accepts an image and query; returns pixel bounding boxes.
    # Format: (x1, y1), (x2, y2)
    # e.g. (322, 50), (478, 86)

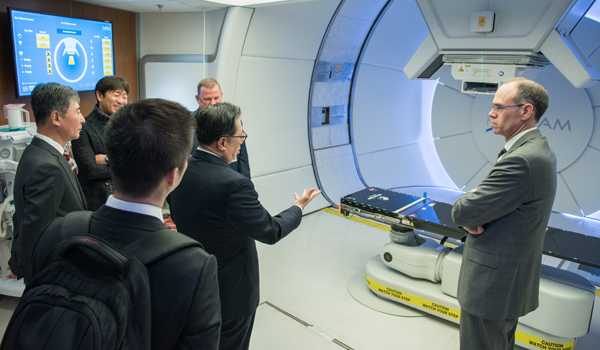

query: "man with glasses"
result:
(452, 77), (557, 350)
(192, 78), (251, 178)
(169, 102), (320, 350)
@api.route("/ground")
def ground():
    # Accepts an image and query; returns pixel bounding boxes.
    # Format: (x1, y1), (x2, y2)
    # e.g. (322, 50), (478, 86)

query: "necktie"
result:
(496, 148), (507, 163)
(63, 142), (78, 174)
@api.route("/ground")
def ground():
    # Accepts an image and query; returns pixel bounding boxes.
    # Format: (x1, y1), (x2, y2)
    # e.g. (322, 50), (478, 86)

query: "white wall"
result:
(139, 10), (226, 109)
(139, 10), (225, 57)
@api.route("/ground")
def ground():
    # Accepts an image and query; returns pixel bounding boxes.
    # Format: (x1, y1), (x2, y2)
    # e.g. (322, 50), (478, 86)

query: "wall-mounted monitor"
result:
(8, 8), (114, 97)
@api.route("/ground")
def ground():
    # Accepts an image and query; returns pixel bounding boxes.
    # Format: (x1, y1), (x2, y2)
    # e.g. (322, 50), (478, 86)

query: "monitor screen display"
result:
(8, 8), (114, 97)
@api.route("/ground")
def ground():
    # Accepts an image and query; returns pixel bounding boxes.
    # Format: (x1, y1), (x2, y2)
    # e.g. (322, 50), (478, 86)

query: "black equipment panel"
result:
(340, 187), (600, 269)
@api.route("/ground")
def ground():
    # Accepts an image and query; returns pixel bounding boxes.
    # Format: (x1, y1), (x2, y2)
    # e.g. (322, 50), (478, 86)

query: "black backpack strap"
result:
(61, 211), (94, 236)
(122, 229), (203, 266)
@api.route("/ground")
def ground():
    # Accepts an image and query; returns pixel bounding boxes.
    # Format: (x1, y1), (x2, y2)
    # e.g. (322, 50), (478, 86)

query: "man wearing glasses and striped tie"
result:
(452, 78), (557, 350)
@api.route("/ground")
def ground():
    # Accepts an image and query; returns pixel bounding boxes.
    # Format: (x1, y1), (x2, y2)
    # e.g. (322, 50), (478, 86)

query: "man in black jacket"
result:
(34, 99), (222, 349)
(170, 102), (320, 350)
(10, 83), (87, 280)
(72, 76), (128, 210)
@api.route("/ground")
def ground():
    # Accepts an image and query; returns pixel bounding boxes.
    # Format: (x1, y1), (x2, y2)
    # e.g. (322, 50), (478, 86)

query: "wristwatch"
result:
(105, 155), (109, 165)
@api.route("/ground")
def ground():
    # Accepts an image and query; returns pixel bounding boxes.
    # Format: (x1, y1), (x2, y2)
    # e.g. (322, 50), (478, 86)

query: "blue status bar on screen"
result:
(57, 29), (82, 35)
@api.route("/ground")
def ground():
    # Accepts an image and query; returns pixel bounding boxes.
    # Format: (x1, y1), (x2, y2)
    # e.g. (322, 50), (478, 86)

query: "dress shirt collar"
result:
(35, 134), (65, 154)
(105, 195), (164, 222)
(198, 146), (226, 161)
(504, 127), (537, 152)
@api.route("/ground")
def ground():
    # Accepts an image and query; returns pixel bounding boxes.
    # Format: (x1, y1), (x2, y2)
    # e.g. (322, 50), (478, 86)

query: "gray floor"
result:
(0, 209), (598, 349)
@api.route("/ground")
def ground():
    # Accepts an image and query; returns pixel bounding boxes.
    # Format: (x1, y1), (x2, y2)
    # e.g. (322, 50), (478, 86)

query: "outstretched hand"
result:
(293, 188), (322, 210)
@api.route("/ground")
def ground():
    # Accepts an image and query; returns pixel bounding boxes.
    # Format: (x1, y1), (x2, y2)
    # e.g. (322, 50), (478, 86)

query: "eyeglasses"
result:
(225, 131), (248, 142)
(491, 104), (525, 113)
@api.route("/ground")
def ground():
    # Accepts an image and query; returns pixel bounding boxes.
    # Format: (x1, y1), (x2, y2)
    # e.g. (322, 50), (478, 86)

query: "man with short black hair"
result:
(452, 78), (557, 350)
(9, 83), (87, 280)
(72, 76), (129, 210)
(35, 98), (222, 349)
(192, 78), (251, 178)
(170, 102), (320, 350)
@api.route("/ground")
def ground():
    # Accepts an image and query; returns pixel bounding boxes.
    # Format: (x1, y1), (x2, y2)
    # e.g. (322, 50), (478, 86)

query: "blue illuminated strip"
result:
(57, 29), (82, 35)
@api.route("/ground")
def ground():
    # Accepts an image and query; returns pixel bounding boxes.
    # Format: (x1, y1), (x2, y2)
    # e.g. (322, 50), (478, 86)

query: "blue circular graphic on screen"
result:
(54, 38), (88, 83)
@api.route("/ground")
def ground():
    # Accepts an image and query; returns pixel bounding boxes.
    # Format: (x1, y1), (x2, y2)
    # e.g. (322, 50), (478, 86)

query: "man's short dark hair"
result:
(196, 102), (241, 146)
(504, 77), (549, 121)
(105, 99), (194, 198)
(197, 78), (221, 96)
(31, 83), (80, 126)
(95, 76), (129, 101)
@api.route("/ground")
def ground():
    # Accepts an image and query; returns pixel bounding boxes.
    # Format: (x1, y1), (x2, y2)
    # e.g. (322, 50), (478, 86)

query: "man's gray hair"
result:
(31, 83), (80, 126)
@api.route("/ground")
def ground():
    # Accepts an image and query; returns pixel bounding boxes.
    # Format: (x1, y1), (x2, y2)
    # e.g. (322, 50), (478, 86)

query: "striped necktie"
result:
(496, 148), (507, 163)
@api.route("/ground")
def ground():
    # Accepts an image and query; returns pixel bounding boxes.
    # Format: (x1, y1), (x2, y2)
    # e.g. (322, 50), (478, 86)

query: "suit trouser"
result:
(460, 310), (518, 350)
(219, 313), (256, 350)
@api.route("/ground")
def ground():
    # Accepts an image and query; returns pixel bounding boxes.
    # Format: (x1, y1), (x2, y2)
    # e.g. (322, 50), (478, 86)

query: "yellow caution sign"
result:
(458, 66), (464, 72)
(478, 16), (486, 27)
(366, 274), (461, 320)
(515, 331), (575, 350)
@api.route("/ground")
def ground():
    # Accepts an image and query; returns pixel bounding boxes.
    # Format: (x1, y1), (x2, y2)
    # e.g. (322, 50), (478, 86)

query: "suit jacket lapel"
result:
(87, 112), (106, 149)
(33, 137), (87, 209)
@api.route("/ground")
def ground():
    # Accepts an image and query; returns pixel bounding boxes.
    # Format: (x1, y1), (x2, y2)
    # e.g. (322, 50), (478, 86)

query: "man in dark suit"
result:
(9, 83), (87, 280)
(451, 78), (557, 350)
(191, 78), (251, 178)
(33, 99), (221, 349)
(169, 102), (320, 350)
(72, 76), (129, 211)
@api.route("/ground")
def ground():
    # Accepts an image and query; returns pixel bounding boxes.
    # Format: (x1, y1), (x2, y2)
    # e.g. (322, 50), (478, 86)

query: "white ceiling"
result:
(74, 0), (317, 13)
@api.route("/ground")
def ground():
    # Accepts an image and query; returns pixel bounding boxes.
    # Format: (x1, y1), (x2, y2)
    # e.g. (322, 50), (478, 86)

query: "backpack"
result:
(1, 211), (202, 350)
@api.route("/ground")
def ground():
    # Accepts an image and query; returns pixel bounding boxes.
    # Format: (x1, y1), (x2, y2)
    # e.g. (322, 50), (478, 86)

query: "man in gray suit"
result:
(451, 77), (557, 350)
(9, 83), (87, 280)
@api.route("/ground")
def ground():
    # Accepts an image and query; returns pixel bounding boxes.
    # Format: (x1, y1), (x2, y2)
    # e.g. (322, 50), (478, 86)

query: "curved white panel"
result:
(560, 147), (600, 215)
(312, 82), (352, 107)
(535, 66), (593, 171)
(434, 134), (487, 188)
(571, 17), (600, 57)
(319, 17), (373, 63)
(553, 175), (584, 216)
(314, 145), (365, 205)
(432, 84), (475, 138)
(337, 0), (388, 21)
(242, 0), (341, 60)
(462, 162), (493, 192)
(215, 7), (254, 102)
(252, 166), (330, 216)
(585, 46), (600, 107)
(236, 56), (314, 177)
(589, 105), (600, 150)
(353, 64), (430, 155)
(357, 142), (456, 190)
(360, 0), (429, 70)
